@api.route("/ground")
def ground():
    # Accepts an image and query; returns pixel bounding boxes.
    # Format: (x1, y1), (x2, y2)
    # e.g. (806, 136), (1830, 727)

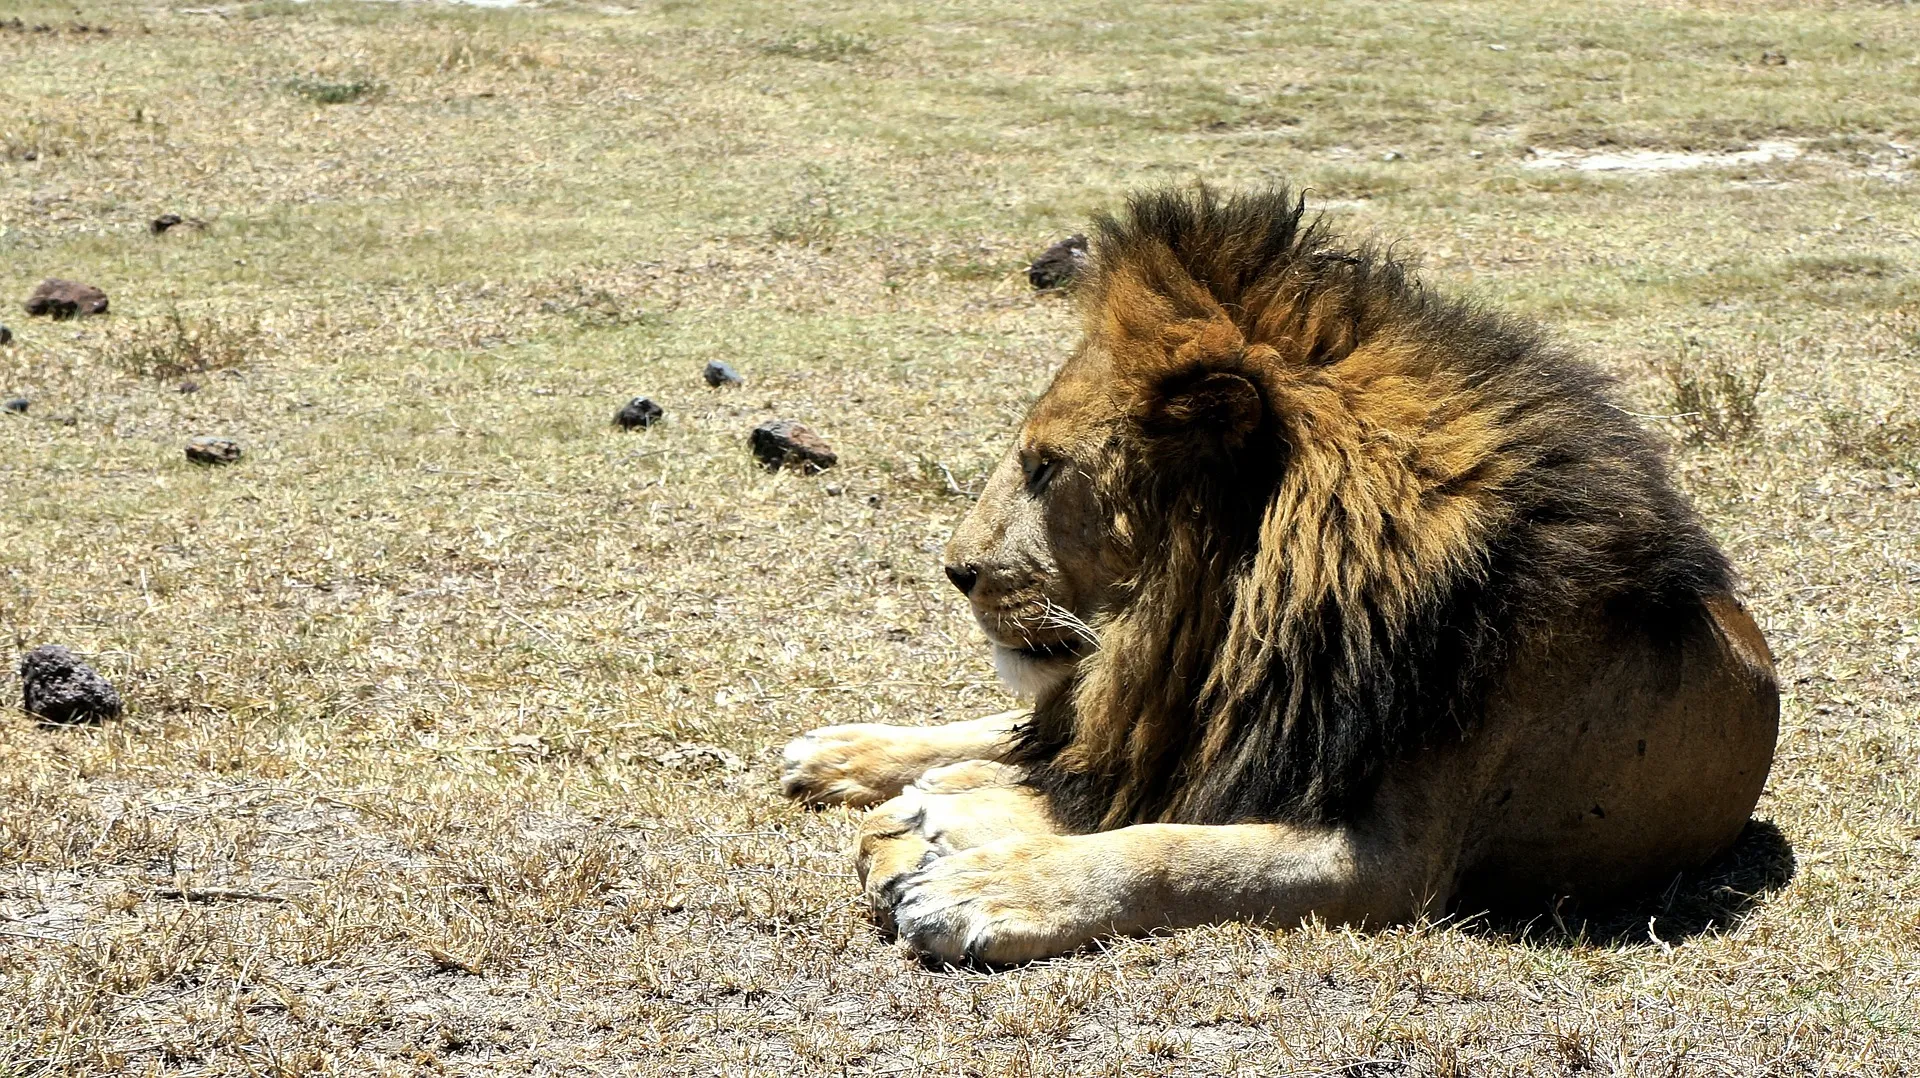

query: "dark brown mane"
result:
(1011, 186), (1734, 830)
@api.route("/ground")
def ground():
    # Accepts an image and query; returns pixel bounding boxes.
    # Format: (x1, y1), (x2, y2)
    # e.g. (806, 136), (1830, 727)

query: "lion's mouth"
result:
(1012, 639), (1084, 663)
(978, 616), (1095, 697)
(981, 626), (1089, 664)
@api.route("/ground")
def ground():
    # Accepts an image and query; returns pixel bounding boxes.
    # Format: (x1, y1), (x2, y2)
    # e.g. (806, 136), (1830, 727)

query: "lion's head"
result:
(944, 187), (1733, 832)
(940, 344), (1132, 700)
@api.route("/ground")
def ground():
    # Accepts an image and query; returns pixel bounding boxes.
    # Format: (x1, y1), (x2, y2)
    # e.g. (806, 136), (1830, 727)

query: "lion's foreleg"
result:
(780, 709), (1027, 808)
(889, 822), (1419, 965)
(856, 760), (1057, 931)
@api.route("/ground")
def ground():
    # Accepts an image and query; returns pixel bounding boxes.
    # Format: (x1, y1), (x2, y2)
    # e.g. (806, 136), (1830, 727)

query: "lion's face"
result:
(944, 348), (1129, 698)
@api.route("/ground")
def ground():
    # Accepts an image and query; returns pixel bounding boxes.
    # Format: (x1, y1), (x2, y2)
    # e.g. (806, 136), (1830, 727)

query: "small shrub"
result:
(1823, 408), (1920, 477)
(285, 77), (382, 105)
(758, 29), (873, 62)
(103, 310), (261, 379)
(1659, 343), (1767, 445)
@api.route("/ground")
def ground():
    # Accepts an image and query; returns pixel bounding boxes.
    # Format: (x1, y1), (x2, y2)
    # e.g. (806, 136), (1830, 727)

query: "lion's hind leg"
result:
(857, 760), (1056, 930)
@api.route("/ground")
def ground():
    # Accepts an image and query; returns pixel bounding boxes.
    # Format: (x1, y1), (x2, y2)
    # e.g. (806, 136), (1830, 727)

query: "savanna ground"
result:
(2, 0), (1918, 1073)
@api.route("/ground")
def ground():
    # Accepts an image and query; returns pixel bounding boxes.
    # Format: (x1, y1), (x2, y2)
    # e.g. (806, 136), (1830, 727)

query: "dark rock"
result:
(178, 380), (200, 394)
(3, 398), (26, 414)
(750, 419), (837, 473)
(614, 397), (664, 429)
(185, 435), (242, 464)
(150, 213), (184, 234)
(24, 278), (109, 320)
(20, 645), (122, 724)
(1027, 234), (1089, 291)
(0, 324), (12, 345)
(704, 360), (745, 388)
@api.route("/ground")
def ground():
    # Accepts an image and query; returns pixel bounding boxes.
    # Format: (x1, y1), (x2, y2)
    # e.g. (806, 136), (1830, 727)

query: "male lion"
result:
(782, 188), (1779, 965)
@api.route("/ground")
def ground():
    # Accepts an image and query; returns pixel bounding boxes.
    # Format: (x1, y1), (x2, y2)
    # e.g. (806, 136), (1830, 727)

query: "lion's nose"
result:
(944, 563), (980, 596)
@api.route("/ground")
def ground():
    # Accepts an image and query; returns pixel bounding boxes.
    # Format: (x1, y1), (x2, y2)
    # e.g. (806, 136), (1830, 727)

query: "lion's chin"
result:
(992, 644), (1075, 700)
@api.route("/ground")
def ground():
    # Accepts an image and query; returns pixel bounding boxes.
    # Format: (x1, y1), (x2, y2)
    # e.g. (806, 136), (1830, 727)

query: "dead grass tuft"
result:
(532, 280), (652, 329)
(1823, 407), (1920, 476)
(424, 34), (546, 75)
(100, 310), (262, 380)
(1660, 340), (1769, 445)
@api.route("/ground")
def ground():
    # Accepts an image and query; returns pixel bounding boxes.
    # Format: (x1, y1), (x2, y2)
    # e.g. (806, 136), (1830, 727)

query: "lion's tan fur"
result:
(782, 188), (1779, 965)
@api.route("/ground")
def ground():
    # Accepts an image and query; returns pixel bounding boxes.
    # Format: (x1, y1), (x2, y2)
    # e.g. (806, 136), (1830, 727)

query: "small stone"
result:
(150, 214), (183, 234)
(703, 360), (744, 388)
(3, 398), (26, 414)
(1027, 234), (1089, 291)
(750, 419), (836, 473)
(178, 380), (199, 394)
(185, 435), (242, 464)
(0, 324), (12, 345)
(23, 278), (109, 320)
(20, 645), (122, 724)
(614, 397), (664, 429)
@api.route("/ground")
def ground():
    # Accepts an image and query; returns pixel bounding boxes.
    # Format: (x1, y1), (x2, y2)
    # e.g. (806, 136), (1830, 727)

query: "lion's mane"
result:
(1011, 187), (1734, 830)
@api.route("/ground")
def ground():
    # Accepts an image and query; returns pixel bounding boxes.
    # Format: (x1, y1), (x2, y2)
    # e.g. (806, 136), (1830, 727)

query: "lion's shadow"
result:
(1459, 818), (1796, 948)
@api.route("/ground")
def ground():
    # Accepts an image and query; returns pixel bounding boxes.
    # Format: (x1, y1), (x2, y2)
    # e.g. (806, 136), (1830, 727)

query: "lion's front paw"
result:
(780, 724), (910, 808)
(891, 837), (1104, 965)
(857, 788), (947, 931)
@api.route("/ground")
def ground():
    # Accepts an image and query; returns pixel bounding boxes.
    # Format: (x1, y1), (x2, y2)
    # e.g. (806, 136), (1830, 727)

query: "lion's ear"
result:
(1141, 368), (1264, 450)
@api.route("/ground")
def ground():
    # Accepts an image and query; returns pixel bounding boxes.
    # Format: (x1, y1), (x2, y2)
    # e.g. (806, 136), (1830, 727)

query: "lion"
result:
(781, 187), (1779, 965)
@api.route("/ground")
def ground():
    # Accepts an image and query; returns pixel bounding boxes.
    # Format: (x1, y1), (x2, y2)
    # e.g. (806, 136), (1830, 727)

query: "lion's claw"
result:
(888, 838), (1093, 966)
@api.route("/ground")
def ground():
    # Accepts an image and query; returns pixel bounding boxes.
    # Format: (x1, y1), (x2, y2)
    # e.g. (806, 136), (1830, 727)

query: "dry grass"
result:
(99, 310), (263, 380)
(1, 0), (1917, 1074)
